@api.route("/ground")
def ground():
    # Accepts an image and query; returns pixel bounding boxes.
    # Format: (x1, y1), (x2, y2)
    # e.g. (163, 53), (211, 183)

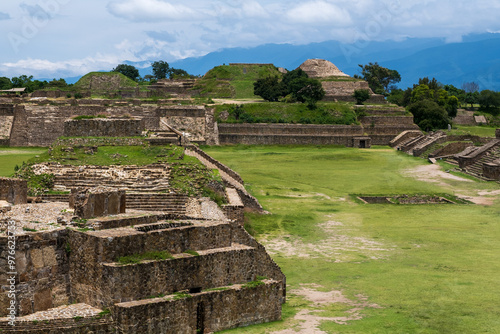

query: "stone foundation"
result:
(0, 177), (27, 205)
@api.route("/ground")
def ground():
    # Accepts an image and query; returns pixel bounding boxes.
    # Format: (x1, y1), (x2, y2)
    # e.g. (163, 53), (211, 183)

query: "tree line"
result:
(0, 61), (194, 93)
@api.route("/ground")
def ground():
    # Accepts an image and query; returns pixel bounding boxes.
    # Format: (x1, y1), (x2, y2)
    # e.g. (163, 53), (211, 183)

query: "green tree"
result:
(282, 68), (308, 90)
(478, 90), (500, 115)
(464, 91), (479, 108)
(352, 89), (370, 105)
(46, 78), (67, 88)
(357, 62), (401, 95)
(288, 77), (325, 108)
(112, 64), (139, 81)
(152, 61), (170, 80)
(408, 100), (449, 131)
(169, 68), (191, 79)
(11, 75), (47, 93)
(0, 77), (12, 90)
(253, 76), (286, 102)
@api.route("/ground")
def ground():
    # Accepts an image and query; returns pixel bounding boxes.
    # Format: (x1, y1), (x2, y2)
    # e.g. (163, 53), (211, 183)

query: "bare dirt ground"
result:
(264, 217), (394, 262)
(402, 164), (472, 185)
(271, 284), (381, 334)
(402, 164), (500, 205)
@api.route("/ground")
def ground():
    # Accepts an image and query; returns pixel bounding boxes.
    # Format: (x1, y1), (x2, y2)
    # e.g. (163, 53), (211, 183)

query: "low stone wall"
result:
(0, 177), (27, 205)
(447, 135), (491, 145)
(113, 280), (283, 334)
(218, 123), (363, 136)
(453, 115), (476, 125)
(219, 134), (355, 146)
(0, 229), (70, 317)
(360, 115), (414, 126)
(63, 118), (143, 137)
(188, 145), (244, 184)
(71, 188), (126, 219)
(483, 160), (500, 180)
(429, 141), (474, 158)
(0, 104), (14, 116)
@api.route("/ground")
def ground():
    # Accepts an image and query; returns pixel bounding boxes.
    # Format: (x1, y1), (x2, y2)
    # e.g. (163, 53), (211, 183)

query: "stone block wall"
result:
(113, 280), (283, 334)
(98, 245), (257, 307)
(483, 160), (500, 180)
(0, 229), (70, 317)
(71, 188), (126, 219)
(63, 118), (143, 137)
(188, 145), (244, 184)
(359, 115), (415, 126)
(429, 141), (474, 158)
(0, 177), (27, 205)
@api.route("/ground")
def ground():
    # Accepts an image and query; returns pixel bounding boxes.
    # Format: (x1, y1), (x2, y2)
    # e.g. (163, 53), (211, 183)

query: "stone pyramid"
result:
(298, 59), (350, 78)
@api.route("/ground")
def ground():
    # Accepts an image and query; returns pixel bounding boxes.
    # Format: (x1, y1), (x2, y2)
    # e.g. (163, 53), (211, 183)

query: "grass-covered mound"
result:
(214, 102), (358, 125)
(193, 64), (282, 99)
(74, 72), (138, 95)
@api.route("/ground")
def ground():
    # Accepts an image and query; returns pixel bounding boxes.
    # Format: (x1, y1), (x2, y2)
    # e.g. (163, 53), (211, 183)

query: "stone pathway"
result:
(0, 303), (102, 322)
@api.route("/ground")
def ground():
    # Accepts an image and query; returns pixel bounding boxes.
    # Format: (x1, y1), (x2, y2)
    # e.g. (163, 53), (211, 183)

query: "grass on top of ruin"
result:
(28, 140), (186, 166)
(214, 101), (357, 125)
(204, 145), (500, 334)
(0, 147), (46, 177)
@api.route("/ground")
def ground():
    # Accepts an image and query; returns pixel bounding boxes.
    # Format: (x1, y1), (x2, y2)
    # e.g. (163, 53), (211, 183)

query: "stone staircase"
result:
(462, 146), (500, 180)
(146, 128), (181, 145)
(126, 193), (188, 214)
(399, 132), (447, 157)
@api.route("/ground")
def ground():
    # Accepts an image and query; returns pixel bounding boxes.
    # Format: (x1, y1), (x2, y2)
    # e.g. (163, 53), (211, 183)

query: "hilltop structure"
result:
(298, 59), (386, 103)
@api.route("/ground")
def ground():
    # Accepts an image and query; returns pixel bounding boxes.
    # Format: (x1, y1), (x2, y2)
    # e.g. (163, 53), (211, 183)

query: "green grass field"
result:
(203, 145), (500, 334)
(0, 147), (46, 176)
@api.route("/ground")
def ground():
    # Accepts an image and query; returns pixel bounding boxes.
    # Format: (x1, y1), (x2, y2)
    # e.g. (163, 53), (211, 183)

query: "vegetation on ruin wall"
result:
(205, 145), (500, 334)
(214, 102), (357, 125)
(448, 125), (498, 137)
(13, 139), (224, 198)
(193, 64), (282, 99)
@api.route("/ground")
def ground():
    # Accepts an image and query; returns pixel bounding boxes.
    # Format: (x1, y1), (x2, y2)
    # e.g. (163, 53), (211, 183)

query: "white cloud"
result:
(107, 0), (199, 22)
(286, 1), (352, 25)
(0, 12), (10, 20)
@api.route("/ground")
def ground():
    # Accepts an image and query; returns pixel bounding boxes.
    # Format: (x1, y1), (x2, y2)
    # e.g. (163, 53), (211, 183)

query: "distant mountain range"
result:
(72, 33), (500, 91)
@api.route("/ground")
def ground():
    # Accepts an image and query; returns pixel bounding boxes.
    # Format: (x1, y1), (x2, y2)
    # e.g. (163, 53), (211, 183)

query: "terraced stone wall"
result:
(8, 103), (214, 147)
(0, 229), (70, 317)
(113, 280), (283, 334)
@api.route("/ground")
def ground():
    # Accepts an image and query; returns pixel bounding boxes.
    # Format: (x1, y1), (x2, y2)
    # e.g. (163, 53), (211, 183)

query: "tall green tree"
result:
(253, 76), (285, 102)
(357, 62), (401, 95)
(152, 61), (170, 80)
(408, 100), (449, 131)
(0, 77), (12, 90)
(112, 64), (139, 81)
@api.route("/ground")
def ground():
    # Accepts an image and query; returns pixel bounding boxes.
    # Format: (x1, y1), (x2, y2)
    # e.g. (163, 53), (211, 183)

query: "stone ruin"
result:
(70, 187), (126, 219)
(63, 117), (144, 138)
(0, 147), (284, 333)
(0, 177), (27, 205)
(298, 59), (386, 103)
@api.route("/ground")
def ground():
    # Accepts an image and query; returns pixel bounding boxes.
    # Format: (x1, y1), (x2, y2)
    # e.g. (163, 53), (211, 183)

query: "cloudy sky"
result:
(0, 0), (499, 79)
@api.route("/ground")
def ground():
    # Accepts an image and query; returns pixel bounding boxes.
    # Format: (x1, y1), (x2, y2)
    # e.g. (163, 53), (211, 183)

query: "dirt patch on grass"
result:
(272, 284), (381, 334)
(402, 164), (472, 186)
(263, 219), (394, 261)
